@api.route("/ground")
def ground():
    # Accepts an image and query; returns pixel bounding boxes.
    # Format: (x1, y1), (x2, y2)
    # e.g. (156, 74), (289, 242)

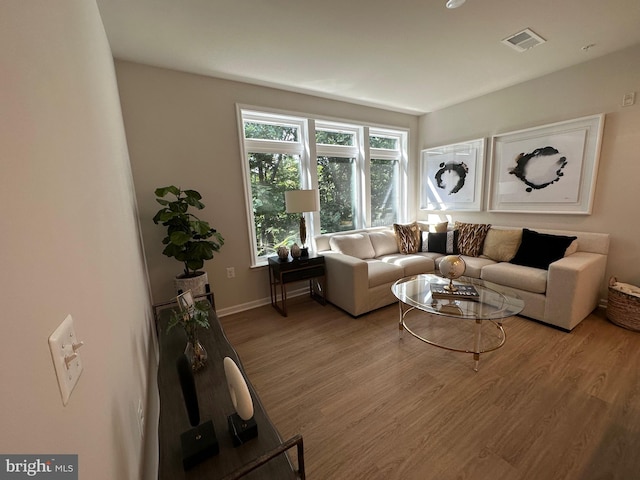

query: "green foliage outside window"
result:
(242, 113), (404, 260)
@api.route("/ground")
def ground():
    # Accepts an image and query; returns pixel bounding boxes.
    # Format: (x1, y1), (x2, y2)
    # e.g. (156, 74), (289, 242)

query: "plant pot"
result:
(175, 271), (208, 297)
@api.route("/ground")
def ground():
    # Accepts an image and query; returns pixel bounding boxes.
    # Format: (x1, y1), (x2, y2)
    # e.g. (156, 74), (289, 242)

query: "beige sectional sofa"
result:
(313, 224), (610, 331)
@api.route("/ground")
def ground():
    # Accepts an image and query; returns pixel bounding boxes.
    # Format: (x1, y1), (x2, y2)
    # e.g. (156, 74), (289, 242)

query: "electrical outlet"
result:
(226, 267), (235, 279)
(622, 92), (635, 107)
(49, 315), (84, 406)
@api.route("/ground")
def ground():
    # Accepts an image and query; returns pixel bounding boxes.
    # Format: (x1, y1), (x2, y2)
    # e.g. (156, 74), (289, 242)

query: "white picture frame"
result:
(488, 114), (604, 214)
(176, 290), (195, 312)
(420, 138), (486, 211)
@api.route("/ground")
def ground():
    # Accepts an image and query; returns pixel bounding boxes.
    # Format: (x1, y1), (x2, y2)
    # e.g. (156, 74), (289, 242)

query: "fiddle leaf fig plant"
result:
(153, 186), (224, 278)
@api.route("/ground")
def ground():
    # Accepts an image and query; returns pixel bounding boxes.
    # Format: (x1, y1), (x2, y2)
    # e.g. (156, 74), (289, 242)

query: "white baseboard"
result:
(216, 287), (311, 317)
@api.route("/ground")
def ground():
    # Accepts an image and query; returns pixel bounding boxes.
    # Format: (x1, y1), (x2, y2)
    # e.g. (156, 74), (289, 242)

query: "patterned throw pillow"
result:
(393, 222), (420, 254)
(454, 222), (492, 257)
(421, 230), (459, 254)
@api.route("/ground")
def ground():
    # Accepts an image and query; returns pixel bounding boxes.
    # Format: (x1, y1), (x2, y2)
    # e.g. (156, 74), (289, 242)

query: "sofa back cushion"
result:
(329, 233), (376, 259)
(418, 221), (449, 233)
(481, 228), (522, 262)
(510, 228), (577, 270)
(369, 230), (399, 257)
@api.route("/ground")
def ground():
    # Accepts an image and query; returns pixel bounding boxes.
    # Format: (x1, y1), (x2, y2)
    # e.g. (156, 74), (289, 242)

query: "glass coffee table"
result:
(392, 274), (524, 371)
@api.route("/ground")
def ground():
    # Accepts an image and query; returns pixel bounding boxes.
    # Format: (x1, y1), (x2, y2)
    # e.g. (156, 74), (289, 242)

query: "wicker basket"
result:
(607, 277), (640, 332)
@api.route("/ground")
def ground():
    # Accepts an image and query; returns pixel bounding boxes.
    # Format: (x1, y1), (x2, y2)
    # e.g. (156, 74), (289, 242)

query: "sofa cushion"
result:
(369, 230), (399, 257)
(421, 230), (459, 254)
(481, 229), (522, 262)
(329, 233), (375, 259)
(458, 255), (495, 279)
(366, 260), (404, 288)
(417, 221), (449, 233)
(455, 222), (492, 257)
(510, 228), (577, 270)
(481, 262), (548, 294)
(378, 254), (434, 276)
(394, 222), (421, 254)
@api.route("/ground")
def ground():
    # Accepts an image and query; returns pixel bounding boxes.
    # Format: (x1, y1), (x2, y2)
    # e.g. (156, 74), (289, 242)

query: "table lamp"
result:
(285, 189), (320, 257)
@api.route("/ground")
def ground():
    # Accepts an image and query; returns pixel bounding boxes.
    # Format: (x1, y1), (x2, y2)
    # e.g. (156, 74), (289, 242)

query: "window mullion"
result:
(361, 126), (371, 228)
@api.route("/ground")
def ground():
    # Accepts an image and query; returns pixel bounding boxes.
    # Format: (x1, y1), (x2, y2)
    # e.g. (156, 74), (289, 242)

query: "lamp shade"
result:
(285, 189), (320, 213)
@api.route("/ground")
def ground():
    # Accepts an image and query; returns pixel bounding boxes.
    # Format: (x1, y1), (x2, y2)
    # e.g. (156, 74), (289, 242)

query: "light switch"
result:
(49, 315), (84, 406)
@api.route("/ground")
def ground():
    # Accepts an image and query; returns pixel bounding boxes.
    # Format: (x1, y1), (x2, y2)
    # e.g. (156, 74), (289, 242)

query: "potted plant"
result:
(168, 293), (211, 371)
(153, 186), (224, 295)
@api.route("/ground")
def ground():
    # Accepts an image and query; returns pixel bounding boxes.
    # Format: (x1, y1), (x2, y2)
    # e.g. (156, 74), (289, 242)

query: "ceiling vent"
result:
(502, 28), (546, 52)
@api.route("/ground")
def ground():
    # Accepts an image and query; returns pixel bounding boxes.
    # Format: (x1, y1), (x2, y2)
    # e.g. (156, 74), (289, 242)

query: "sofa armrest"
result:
(322, 252), (369, 316)
(546, 252), (608, 330)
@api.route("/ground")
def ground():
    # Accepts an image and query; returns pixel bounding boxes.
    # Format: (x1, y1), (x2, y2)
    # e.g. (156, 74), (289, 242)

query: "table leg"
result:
(473, 319), (482, 372)
(280, 282), (287, 317)
(398, 302), (404, 331)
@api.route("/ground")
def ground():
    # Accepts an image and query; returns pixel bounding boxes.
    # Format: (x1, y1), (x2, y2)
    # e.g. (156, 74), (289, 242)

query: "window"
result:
(239, 108), (408, 266)
(369, 130), (404, 227)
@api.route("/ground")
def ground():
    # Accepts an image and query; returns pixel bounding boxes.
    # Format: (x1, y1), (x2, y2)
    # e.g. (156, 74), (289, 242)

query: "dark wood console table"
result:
(156, 306), (304, 479)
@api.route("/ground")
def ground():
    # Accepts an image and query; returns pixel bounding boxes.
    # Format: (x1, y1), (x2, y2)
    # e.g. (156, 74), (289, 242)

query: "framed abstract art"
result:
(488, 114), (605, 214)
(420, 138), (485, 211)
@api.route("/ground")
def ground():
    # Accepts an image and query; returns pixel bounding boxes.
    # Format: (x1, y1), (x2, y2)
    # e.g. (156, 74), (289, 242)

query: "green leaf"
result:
(183, 189), (202, 201)
(192, 220), (212, 236)
(185, 258), (204, 271)
(155, 186), (180, 198)
(169, 231), (191, 246)
(191, 242), (214, 260)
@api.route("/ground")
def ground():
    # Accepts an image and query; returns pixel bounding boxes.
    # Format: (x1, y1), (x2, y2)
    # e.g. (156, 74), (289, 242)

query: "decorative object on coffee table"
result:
(290, 243), (301, 259)
(285, 189), (320, 257)
(168, 290), (211, 372)
(439, 254), (466, 291)
(153, 186), (224, 296)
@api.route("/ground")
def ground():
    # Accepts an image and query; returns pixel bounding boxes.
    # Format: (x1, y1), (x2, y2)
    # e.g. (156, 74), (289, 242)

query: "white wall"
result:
(0, 2), (156, 479)
(114, 63), (419, 312)
(418, 43), (640, 294)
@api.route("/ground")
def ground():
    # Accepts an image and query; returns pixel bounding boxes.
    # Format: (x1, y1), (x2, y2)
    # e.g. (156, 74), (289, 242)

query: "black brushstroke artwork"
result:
(509, 146), (567, 193)
(435, 161), (468, 195)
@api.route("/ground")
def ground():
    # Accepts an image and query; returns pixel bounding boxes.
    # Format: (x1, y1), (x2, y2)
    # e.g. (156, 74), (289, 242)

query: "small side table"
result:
(268, 255), (326, 317)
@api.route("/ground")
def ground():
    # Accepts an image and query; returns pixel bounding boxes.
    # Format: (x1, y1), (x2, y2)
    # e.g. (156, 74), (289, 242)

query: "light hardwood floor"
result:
(220, 297), (640, 480)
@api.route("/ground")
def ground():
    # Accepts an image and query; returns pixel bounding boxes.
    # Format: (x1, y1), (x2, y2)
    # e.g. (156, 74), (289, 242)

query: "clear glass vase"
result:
(185, 337), (208, 372)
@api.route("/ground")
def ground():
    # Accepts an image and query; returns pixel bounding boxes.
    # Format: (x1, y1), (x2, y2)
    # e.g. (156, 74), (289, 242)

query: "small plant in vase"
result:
(168, 292), (211, 371)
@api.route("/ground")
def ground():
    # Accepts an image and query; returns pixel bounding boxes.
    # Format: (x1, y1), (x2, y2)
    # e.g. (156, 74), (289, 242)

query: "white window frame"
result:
(238, 105), (409, 267)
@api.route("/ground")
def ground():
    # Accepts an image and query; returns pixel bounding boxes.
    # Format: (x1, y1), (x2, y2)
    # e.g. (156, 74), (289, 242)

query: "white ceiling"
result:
(97, 0), (640, 115)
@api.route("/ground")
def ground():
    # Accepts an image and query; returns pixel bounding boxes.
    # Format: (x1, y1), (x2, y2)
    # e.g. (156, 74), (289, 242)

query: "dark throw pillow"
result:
(510, 228), (577, 270)
(423, 230), (459, 255)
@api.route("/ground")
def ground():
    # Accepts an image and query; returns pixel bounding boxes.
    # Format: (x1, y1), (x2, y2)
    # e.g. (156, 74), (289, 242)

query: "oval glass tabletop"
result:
(391, 274), (524, 320)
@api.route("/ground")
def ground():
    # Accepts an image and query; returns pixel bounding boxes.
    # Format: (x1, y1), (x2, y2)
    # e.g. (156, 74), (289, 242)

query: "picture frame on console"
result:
(420, 138), (485, 212)
(177, 290), (195, 311)
(488, 114), (605, 214)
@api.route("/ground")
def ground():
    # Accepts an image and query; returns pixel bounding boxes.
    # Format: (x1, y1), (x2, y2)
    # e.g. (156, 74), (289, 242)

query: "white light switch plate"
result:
(49, 315), (83, 406)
